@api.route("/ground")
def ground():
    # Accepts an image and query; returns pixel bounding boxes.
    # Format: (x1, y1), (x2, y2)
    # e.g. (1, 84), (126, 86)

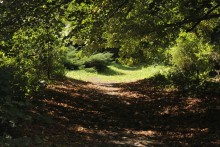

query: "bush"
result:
(10, 25), (65, 96)
(169, 32), (213, 80)
(63, 46), (113, 72)
(148, 73), (170, 87)
(0, 52), (13, 97)
(63, 46), (83, 70)
(0, 52), (31, 141)
(168, 69), (200, 89)
(83, 52), (113, 72)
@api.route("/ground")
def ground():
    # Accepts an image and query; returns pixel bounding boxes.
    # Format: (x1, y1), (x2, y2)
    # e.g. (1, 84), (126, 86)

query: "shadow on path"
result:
(25, 78), (220, 146)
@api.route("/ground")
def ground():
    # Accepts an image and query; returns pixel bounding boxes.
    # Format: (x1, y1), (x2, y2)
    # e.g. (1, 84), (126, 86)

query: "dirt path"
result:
(24, 79), (220, 146)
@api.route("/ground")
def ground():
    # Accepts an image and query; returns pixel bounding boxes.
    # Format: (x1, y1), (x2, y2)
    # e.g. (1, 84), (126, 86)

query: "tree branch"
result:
(187, 3), (220, 32)
(161, 13), (220, 31)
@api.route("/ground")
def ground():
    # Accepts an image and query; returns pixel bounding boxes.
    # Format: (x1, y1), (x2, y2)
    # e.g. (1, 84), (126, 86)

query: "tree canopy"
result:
(0, 1), (220, 144)
(0, 0), (219, 93)
(62, 0), (220, 64)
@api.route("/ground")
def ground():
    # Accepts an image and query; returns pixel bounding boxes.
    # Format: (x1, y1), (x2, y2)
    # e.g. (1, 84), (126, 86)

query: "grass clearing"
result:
(66, 63), (171, 83)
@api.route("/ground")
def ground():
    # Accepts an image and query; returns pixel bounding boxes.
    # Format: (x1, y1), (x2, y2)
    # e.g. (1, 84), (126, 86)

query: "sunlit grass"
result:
(66, 63), (171, 83)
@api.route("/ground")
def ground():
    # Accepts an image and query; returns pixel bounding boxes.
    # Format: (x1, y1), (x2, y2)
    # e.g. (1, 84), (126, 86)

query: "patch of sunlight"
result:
(66, 63), (171, 83)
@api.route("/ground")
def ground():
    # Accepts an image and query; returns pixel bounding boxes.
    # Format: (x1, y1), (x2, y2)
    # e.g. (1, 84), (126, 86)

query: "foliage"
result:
(10, 25), (65, 97)
(63, 46), (113, 72)
(0, 0), (220, 143)
(0, 1), (68, 141)
(62, 0), (220, 66)
(63, 46), (83, 70)
(149, 73), (169, 86)
(83, 52), (113, 72)
(169, 32), (214, 79)
(0, 51), (13, 97)
(0, 51), (32, 142)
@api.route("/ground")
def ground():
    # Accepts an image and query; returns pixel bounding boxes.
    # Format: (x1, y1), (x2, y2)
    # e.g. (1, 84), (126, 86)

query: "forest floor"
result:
(23, 78), (220, 146)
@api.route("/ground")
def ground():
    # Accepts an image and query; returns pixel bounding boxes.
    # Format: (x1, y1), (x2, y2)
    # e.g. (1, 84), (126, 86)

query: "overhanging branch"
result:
(187, 3), (220, 32)
(161, 13), (220, 32)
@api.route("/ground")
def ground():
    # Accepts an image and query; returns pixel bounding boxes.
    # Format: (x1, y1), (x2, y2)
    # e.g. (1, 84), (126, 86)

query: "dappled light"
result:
(1, 1), (220, 146)
(22, 78), (220, 146)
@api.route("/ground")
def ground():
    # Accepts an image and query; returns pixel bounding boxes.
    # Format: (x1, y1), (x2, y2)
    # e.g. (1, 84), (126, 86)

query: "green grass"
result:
(66, 63), (171, 83)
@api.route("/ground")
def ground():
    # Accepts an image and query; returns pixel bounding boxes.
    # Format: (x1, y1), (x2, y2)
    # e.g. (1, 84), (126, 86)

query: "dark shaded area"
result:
(22, 78), (220, 146)
(112, 63), (142, 71)
(105, 48), (120, 59)
(98, 67), (124, 76)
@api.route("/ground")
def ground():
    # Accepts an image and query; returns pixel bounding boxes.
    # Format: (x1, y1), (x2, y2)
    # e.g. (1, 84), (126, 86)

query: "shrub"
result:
(169, 32), (213, 80)
(63, 46), (113, 72)
(168, 69), (199, 89)
(0, 52), (13, 97)
(10, 25), (66, 96)
(0, 52), (31, 141)
(63, 46), (83, 70)
(149, 72), (169, 86)
(83, 52), (113, 72)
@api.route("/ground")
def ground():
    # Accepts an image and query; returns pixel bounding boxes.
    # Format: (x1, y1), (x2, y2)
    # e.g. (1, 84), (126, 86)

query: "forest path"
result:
(24, 78), (220, 146)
